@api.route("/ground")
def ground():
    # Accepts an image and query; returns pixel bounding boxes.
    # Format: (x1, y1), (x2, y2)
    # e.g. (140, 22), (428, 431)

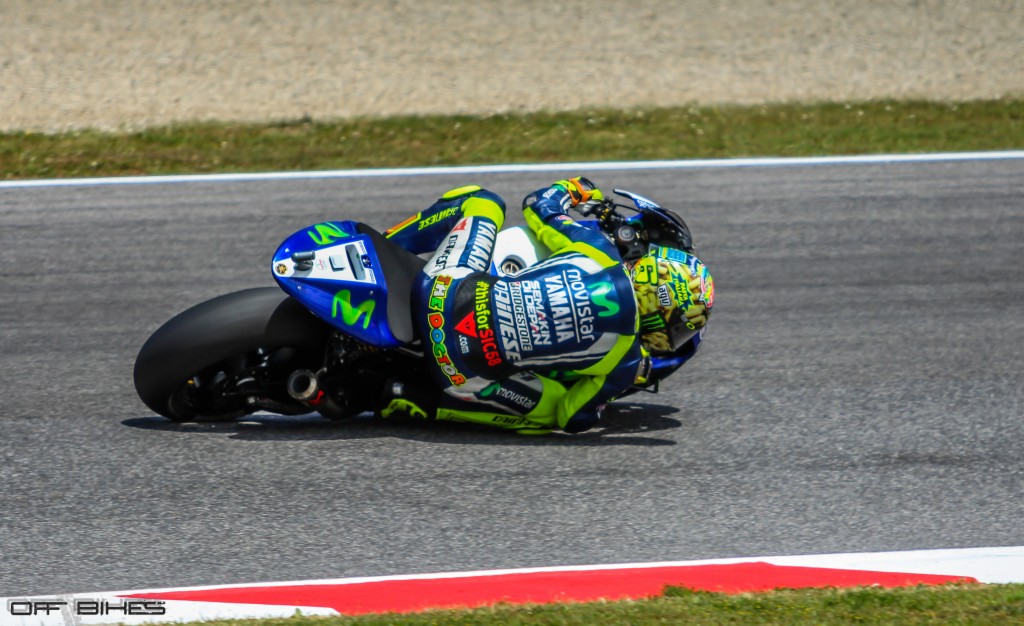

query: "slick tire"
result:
(133, 288), (329, 422)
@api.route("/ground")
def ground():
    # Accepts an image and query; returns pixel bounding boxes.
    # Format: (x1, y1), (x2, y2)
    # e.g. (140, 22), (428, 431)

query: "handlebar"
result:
(573, 195), (695, 262)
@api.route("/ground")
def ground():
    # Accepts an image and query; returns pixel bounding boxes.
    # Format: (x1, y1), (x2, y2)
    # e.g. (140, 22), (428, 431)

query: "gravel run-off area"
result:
(2, 0), (1023, 132)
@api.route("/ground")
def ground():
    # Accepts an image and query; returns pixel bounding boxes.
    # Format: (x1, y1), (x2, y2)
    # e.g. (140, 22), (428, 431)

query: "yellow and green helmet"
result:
(630, 247), (715, 355)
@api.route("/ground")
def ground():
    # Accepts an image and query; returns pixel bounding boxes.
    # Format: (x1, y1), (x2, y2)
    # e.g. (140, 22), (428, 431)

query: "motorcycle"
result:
(133, 188), (698, 423)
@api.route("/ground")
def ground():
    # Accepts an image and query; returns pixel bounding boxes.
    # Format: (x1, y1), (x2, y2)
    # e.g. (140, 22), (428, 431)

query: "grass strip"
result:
(2, 99), (1021, 180)
(151, 583), (1024, 626)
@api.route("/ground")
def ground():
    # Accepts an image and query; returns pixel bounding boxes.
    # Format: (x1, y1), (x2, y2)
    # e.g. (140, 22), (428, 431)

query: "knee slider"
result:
(441, 185), (483, 200)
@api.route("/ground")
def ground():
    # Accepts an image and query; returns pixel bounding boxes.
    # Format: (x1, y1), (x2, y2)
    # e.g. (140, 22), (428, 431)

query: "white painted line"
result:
(1, 151), (1023, 189)
(762, 546), (1024, 584)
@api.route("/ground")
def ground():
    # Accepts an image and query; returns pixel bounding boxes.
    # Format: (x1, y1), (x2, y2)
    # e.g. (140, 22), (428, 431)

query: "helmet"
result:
(631, 247), (714, 355)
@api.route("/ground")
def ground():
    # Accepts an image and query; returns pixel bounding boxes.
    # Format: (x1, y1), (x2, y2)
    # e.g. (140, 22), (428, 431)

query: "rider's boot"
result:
(377, 377), (436, 421)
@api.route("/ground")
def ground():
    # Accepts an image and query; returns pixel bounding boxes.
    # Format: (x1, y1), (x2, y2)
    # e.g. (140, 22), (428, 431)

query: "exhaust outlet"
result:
(287, 369), (320, 402)
(286, 369), (348, 420)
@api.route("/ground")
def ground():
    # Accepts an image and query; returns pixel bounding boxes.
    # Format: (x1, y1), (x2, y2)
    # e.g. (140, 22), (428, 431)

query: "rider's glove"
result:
(555, 176), (605, 214)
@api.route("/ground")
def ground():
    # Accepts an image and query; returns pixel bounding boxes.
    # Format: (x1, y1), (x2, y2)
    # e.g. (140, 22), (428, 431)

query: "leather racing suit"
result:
(383, 181), (645, 433)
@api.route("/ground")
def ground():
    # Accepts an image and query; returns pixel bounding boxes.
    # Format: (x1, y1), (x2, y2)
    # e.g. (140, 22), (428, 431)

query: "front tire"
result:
(133, 288), (329, 421)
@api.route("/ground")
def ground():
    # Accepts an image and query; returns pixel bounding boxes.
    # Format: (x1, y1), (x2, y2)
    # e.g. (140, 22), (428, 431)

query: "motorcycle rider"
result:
(380, 177), (714, 433)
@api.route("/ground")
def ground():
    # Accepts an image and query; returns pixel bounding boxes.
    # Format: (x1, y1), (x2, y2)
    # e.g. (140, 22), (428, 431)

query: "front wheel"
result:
(133, 288), (330, 421)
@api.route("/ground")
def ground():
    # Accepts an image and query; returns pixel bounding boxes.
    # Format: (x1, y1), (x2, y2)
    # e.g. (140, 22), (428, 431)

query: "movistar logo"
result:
(588, 282), (620, 318)
(480, 382), (501, 398)
(331, 290), (375, 329)
(308, 222), (347, 246)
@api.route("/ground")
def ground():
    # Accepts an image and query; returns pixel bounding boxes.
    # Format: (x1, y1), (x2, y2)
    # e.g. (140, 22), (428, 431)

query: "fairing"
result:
(271, 221), (403, 348)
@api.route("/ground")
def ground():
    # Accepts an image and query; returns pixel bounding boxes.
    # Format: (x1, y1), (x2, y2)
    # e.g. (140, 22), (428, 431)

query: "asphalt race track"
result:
(2, 158), (1022, 596)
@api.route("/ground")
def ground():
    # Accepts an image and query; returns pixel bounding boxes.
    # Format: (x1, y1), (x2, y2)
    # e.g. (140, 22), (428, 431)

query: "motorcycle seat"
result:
(355, 223), (426, 344)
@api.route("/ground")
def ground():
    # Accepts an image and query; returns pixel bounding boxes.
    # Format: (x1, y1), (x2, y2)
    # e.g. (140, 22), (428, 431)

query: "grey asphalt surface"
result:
(1, 159), (1022, 596)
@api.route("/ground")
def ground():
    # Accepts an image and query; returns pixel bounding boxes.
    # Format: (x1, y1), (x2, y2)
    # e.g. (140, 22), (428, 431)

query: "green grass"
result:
(152, 584), (1024, 626)
(2, 99), (1021, 179)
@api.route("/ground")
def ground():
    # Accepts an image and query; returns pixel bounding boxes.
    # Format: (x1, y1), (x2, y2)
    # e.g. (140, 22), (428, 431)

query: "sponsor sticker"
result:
(431, 234), (460, 272)
(508, 280), (533, 352)
(658, 283), (673, 307)
(307, 222), (348, 246)
(472, 280), (502, 367)
(418, 206), (459, 230)
(492, 281), (522, 362)
(427, 312), (466, 386)
(479, 381), (538, 412)
(427, 217), (495, 275)
(522, 280), (551, 346)
(429, 274), (452, 311)
(464, 220), (496, 272)
(456, 312), (477, 337)
(332, 290), (375, 329)
(490, 414), (532, 427)
(544, 269), (595, 344)
(589, 281), (620, 318)
(629, 192), (660, 209)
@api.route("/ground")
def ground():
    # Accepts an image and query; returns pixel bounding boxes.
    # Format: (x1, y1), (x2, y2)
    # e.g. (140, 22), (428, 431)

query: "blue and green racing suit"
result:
(383, 181), (645, 433)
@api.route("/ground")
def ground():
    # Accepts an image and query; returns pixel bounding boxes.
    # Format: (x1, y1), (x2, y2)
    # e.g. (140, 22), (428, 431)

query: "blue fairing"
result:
(271, 220), (403, 348)
(614, 188), (662, 210)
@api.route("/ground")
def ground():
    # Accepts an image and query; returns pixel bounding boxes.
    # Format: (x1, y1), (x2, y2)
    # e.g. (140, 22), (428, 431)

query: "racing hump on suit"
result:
(356, 223), (426, 344)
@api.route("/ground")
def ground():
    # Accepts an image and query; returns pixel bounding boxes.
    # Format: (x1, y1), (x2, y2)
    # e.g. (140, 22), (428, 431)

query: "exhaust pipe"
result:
(287, 369), (321, 402)
(286, 369), (347, 420)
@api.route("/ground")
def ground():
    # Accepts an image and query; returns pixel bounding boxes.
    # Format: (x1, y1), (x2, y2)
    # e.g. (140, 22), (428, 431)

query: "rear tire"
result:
(133, 288), (330, 421)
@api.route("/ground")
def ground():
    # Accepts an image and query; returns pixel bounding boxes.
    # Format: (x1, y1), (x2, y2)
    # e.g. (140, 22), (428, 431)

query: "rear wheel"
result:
(134, 288), (330, 422)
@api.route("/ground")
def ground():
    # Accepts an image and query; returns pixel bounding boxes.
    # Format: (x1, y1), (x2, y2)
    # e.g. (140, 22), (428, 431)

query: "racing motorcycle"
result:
(133, 189), (697, 422)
